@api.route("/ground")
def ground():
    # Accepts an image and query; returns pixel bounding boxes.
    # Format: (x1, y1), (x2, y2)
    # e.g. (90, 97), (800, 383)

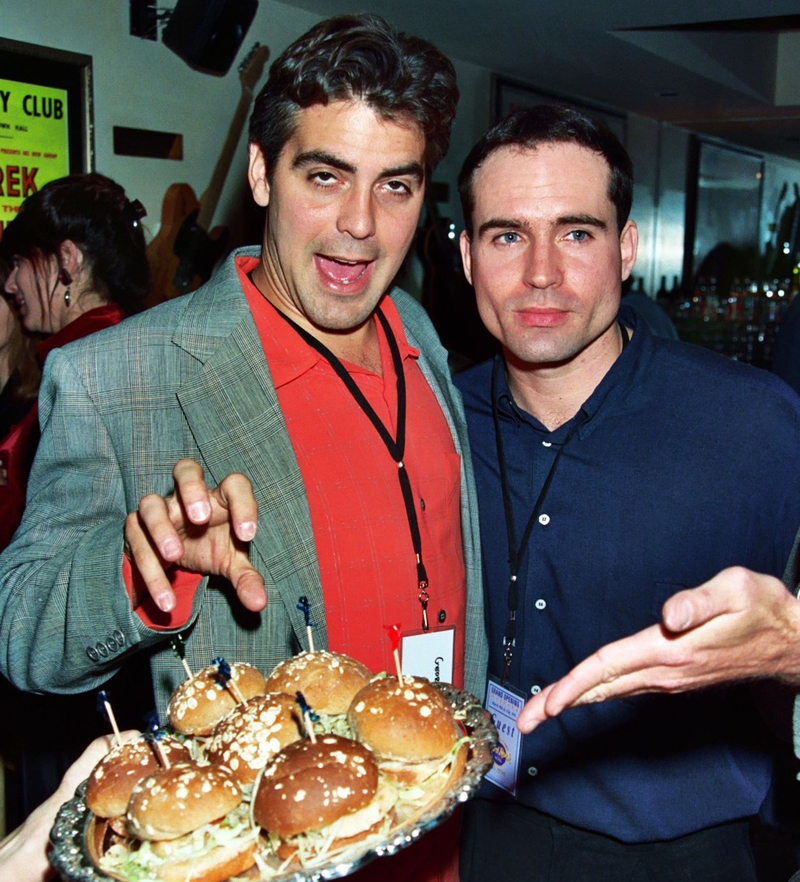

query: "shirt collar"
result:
(237, 255), (420, 388)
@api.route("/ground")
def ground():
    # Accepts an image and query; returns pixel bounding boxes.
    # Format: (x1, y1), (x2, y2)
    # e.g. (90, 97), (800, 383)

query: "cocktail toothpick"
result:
(383, 622), (404, 686)
(95, 689), (122, 746)
(295, 691), (318, 744)
(296, 595), (315, 653)
(143, 710), (170, 768)
(212, 656), (246, 705)
(170, 633), (193, 680)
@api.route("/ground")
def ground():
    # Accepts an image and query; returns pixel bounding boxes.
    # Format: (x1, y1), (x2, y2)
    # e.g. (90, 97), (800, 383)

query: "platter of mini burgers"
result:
(50, 650), (497, 882)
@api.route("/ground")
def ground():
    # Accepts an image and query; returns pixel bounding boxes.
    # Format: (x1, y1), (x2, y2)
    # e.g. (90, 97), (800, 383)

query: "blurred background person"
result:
(0, 172), (151, 831)
(0, 172), (149, 553)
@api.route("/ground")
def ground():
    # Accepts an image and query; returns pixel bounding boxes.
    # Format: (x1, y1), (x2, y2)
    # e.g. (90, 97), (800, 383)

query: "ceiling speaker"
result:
(163, 0), (258, 75)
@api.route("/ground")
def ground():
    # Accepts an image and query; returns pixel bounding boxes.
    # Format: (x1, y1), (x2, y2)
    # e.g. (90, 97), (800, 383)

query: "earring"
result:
(64, 288), (71, 306)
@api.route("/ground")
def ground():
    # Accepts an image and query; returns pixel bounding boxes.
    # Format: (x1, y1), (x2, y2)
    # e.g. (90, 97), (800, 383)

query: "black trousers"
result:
(459, 799), (759, 882)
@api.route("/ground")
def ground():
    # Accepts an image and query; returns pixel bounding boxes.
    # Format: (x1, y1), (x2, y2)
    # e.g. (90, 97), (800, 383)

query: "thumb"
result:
(662, 586), (720, 634)
(231, 562), (267, 612)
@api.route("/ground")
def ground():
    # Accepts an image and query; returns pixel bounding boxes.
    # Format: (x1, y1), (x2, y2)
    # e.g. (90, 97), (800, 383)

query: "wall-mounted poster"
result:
(0, 38), (92, 236)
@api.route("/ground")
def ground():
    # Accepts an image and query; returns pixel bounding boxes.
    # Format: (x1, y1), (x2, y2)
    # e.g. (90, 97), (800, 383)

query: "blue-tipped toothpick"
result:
(295, 691), (317, 744)
(212, 655), (246, 705)
(296, 596), (315, 652)
(96, 690), (121, 746)
(170, 634), (193, 680)
(143, 710), (170, 768)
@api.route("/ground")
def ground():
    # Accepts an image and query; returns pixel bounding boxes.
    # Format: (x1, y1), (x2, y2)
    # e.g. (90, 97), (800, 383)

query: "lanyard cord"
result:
(492, 322), (629, 681)
(266, 300), (431, 631)
(492, 356), (580, 680)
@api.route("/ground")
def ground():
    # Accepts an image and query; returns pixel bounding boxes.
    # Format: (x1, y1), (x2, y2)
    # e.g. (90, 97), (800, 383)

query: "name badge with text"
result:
(400, 627), (455, 684)
(484, 676), (525, 796)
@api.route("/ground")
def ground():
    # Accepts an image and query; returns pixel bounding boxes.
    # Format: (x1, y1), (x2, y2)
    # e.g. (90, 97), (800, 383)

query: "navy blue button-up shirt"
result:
(456, 307), (800, 841)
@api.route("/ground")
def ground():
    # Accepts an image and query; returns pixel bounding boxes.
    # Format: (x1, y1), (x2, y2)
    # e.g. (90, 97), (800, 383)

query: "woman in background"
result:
(0, 172), (149, 552)
(0, 172), (151, 830)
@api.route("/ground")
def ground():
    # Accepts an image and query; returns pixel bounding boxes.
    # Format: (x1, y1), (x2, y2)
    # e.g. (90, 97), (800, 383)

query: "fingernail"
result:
(188, 501), (211, 522)
(157, 593), (175, 613)
(239, 521), (256, 541)
(162, 538), (180, 559)
(671, 599), (693, 631)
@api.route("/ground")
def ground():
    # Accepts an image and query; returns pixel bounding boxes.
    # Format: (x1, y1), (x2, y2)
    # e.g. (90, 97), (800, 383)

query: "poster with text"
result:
(0, 77), (70, 234)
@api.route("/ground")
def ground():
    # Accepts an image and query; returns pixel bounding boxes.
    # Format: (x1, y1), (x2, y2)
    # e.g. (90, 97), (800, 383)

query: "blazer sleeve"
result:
(0, 346), (196, 694)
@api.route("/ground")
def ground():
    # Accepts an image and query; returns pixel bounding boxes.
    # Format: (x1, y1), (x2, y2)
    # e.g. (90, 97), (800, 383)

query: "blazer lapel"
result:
(174, 270), (329, 651)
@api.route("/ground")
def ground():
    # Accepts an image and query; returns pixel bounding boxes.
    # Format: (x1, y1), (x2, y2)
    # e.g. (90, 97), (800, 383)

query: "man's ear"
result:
(619, 220), (638, 282)
(459, 229), (474, 285)
(248, 142), (270, 207)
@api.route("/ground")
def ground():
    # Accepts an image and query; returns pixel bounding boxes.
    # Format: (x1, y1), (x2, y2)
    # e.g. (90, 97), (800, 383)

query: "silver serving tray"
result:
(50, 683), (497, 882)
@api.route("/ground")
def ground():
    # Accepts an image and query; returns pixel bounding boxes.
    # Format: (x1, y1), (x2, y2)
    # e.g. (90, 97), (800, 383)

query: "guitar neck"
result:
(196, 90), (252, 231)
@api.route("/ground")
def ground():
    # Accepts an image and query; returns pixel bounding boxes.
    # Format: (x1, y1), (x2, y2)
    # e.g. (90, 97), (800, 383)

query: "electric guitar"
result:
(145, 42), (270, 307)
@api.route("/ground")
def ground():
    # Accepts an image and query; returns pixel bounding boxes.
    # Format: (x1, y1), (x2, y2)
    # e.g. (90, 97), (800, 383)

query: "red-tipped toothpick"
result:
(384, 622), (404, 686)
(96, 690), (122, 747)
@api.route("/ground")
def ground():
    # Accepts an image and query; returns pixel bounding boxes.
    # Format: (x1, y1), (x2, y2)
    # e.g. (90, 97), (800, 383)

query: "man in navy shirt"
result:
(455, 104), (800, 880)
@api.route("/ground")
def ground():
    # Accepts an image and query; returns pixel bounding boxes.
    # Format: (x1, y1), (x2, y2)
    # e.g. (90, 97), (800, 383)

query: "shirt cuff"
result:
(122, 554), (201, 631)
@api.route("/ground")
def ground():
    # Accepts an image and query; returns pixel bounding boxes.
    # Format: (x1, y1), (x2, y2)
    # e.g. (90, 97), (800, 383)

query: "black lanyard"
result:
(267, 300), (431, 631)
(492, 322), (629, 682)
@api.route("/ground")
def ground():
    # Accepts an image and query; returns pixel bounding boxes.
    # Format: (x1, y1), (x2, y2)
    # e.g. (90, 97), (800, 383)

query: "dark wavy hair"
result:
(459, 104), (633, 237)
(249, 14), (458, 178)
(0, 173), (149, 316)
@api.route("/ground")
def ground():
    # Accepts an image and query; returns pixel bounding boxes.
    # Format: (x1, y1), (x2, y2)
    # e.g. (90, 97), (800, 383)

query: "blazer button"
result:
(112, 629), (126, 646)
(106, 636), (118, 652)
(96, 642), (109, 658)
(86, 647), (99, 661)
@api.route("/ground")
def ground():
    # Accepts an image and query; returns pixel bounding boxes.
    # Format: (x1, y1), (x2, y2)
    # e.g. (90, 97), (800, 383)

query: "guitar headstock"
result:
(239, 42), (270, 94)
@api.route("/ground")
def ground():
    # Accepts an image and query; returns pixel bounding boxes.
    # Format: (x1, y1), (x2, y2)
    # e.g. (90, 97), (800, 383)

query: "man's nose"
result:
(337, 186), (376, 240)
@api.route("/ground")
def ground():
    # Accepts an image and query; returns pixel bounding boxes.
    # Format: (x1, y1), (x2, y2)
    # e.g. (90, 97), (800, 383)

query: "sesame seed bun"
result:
(253, 734), (378, 838)
(127, 762), (242, 841)
(167, 663), (267, 736)
(85, 735), (193, 820)
(348, 676), (460, 765)
(205, 692), (303, 785)
(265, 651), (372, 715)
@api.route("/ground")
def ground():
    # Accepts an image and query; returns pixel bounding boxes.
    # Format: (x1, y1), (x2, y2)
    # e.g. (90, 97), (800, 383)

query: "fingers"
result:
(172, 458), (213, 525)
(124, 508), (178, 613)
(516, 682), (557, 733)
(215, 472), (258, 542)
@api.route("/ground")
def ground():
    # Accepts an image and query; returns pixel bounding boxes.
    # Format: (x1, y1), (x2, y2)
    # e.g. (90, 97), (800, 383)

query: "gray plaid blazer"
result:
(0, 248), (488, 715)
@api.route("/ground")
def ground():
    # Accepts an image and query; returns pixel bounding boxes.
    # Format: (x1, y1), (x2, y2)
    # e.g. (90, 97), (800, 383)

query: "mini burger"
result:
(85, 734), (193, 835)
(205, 692), (303, 786)
(98, 762), (257, 882)
(253, 734), (397, 866)
(264, 651), (371, 734)
(347, 676), (468, 820)
(167, 662), (267, 736)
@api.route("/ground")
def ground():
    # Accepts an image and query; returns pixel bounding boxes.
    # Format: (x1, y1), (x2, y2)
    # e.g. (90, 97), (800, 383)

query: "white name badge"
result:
(400, 626), (455, 684)
(484, 676), (526, 796)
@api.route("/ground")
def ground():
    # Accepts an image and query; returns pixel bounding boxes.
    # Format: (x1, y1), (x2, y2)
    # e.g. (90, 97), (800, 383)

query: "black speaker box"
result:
(163, 0), (258, 75)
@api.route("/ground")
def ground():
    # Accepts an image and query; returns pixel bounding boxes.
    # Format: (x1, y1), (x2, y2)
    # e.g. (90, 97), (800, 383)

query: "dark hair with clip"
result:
(249, 13), (458, 179)
(459, 104), (633, 237)
(0, 173), (150, 316)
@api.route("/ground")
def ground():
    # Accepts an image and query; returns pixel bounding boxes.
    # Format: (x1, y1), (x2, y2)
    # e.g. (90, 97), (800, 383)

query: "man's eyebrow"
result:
(477, 218), (526, 237)
(557, 213), (607, 230)
(292, 151), (424, 182)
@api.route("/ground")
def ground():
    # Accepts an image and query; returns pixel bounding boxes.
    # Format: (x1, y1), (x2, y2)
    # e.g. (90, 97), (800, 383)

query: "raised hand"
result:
(124, 459), (266, 615)
(517, 567), (800, 734)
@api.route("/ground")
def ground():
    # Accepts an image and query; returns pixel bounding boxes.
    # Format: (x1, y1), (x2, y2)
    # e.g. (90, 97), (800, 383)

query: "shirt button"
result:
(419, 497), (426, 511)
(538, 513), (550, 525)
(531, 684), (541, 695)
(535, 599), (547, 610)
(438, 609), (447, 624)
(542, 441), (552, 447)
(527, 766), (538, 777)
(86, 647), (99, 661)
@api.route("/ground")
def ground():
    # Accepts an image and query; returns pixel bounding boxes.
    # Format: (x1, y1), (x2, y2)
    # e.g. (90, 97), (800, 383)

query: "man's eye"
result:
(311, 171), (337, 184)
(568, 229), (590, 242)
(496, 231), (520, 245)
(385, 180), (411, 195)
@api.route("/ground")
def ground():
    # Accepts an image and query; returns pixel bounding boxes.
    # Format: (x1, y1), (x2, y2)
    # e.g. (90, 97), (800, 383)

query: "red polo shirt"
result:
(130, 257), (466, 687)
